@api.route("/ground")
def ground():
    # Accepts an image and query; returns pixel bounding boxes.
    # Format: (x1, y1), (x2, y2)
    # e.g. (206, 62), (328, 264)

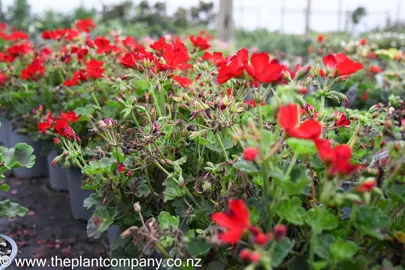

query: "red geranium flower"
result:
(323, 53), (363, 77)
(0, 73), (6, 85)
(369, 65), (383, 73)
(94, 36), (111, 54)
(76, 18), (96, 33)
(120, 52), (137, 69)
(86, 59), (104, 79)
(37, 112), (54, 133)
(160, 40), (191, 70)
(357, 180), (376, 192)
(335, 112), (351, 127)
(245, 52), (282, 83)
(21, 58), (45, 80)
(54, 119), (76, 140)
(212, 199), (250, 244)
(317, 34), (325, 43)
(189, 35), (210, 50)
(360, 38), (367, 46)
(60, 111), (81, 123)
(117, 163), (126, 173)
(150, 37), (167, 54)
(202, 52), (225, 67)
(216, 48), (248, 84)
(278, 104), (322, 140)
(314, 139), (361, 175)
(243, 147), (258, 161)
(172, 76), (192, 88)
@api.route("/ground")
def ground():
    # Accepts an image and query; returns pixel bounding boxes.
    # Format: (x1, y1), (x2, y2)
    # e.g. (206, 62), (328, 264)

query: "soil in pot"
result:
(0, 234), (18, 270)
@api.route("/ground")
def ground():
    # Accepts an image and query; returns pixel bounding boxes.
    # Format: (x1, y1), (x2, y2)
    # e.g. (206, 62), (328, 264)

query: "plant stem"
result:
(216, 132), (230, 162)
(131, 111), (140, 128)
(286, 153), (298, 177)
(91, 92), (101, 111)
(150, 87), (162, 118)
(155, 242), (170, 258)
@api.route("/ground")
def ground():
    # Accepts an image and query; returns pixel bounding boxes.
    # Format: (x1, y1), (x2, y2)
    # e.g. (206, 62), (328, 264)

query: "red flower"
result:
(243, 147), (258, 161)
(369, 65), (383, 73)
(60, 111), (81, 123)
(278, 104), (322, 140)
(86, 59), (104, 78)
(172, 76), (192, 88)
(245, 52), (282, 83)
(360, 38), (367, 46)
(120, 52), (137, 69)
(216, 48), (248, 84)
(323, 53), (364, 77)
(40, 47), (53, 59)
(202, 52), (225, 67)
(212, 199), (250, 244)
(161, 40), (191, 70)
(335, 112), (351, 127)
(38, 112), (54, 133)
(314, 139), (361, 175)
(21, 58), (45, 80)
(53, 138), (61, 145)
(361, 92), (369, 101)
(273, 224), (287, 241)
(76, 18), (96, 33)
(189, 35), (210, 50)
(150, 37), (167, 54)
(0, 73), (6, 85)
(54, 119), (76, 140)
(63, 70), (88, 86)
(357, 180), (376, 192)
(239, 249), (251, 260)
(117, 163), (126, 173)
(317, 34), (325, 43)
(94, 36), (111, 54)
(254, 231), (272, 246)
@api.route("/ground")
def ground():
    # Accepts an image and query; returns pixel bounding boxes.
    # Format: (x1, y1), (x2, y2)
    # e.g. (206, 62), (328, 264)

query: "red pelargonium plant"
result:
(2, 22), (402, 270)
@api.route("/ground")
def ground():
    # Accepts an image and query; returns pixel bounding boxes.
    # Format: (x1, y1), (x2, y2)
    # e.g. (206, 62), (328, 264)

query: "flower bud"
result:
(239, 249), (251, 260)
(273, 224), (287, 241)
(133, 202), (141, 212)
(249, 252), (261, 262)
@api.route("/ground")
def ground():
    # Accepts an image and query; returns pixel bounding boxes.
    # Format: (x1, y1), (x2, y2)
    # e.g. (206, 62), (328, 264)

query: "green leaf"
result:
(233, 157), (259, 173)
(313, 234), (335, 259)
(126, 178), (149, 198)
(206, 132), (233, 153)
(0, 184), (10, 192)
(83, 193), (100, 209)
(275, 176), (311, 196)
(275, 197), (306, 225)
(286, 138), (317, 155)
(306, 207), (338, 234)
(272, 238), (294, 267)
(354, 205), (390, 239)
(162, 177), (185, 202)
(158, 211), (180, 230)
(186, 238), (211, 257)
(330, 239), (358, 262)
(0, 200), (27, 218)
(386, 184), (405, 204)
(92, 206), (118, 233)
(0, 143), (35, 169)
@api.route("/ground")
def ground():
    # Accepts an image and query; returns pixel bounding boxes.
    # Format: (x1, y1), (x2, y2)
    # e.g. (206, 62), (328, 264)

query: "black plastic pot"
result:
(0, 115), (11, 148)
(66, 168), (93, 221)
(108, 225), (120, 248)
(46, 151), (68, 191)
(9, 133), (48, 179)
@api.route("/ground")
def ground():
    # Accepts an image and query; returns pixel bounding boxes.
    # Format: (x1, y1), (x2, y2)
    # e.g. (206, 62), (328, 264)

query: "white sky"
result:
(2, 0), (405, 34)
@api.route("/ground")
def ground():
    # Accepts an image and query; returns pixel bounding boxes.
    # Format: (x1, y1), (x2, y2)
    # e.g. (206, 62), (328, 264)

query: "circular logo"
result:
(0, 255), (11, 267)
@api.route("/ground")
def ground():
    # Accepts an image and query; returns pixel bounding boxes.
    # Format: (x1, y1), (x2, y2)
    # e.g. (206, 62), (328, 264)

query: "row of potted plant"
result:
(0, 19), (404, 269)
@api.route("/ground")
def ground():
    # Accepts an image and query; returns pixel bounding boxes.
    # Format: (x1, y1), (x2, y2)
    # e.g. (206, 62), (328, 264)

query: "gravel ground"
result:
(0, 176), (108, 270)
